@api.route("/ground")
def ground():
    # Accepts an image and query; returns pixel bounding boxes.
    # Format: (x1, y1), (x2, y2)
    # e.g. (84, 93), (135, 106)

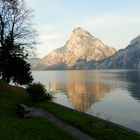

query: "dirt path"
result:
(30, 107), (96, 140)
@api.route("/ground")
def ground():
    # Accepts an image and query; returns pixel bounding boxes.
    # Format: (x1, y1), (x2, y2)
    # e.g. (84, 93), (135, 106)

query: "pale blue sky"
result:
(26, 0), (140, 58)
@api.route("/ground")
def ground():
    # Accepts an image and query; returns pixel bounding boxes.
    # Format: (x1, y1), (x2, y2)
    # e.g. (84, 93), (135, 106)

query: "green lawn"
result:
(0, 81), (75, 140)
(0, 80), (140, 140)
(37, 102), (140, 140)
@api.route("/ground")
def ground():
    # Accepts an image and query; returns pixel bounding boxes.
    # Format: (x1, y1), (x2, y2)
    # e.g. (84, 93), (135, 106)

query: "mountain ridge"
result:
(37, 27), (117, 70)
(86, 35), (140, 69)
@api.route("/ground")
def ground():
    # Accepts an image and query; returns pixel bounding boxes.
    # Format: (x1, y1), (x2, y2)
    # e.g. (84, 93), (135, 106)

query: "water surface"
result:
(33, 70), (140, 132)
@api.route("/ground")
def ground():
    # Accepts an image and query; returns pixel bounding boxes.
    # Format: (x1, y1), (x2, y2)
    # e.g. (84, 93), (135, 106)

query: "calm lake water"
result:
(32, 70), (140, 132)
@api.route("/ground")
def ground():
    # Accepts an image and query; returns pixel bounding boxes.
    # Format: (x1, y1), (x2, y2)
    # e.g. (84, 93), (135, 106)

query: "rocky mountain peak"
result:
(89, 35), (140, 69)
(71, 27), (93, 38)
(35, 27), (117, 70)
(130, 36), (140, 46)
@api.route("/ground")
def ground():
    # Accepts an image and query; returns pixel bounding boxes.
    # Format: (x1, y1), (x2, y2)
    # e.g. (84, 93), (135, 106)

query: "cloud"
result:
(36, 13), (140, 58)
(86, 13), (140, 28)
(82, 13), (140, 49)
(35, 24), (72, 58)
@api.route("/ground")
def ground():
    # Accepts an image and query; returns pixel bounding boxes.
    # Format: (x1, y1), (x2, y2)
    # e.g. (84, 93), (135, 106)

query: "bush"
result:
(26, 82), (54, 102)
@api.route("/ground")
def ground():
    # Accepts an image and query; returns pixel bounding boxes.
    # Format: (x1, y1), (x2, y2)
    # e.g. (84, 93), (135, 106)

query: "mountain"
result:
(88, 36), (140, 69)
(27, 58), (42, 70)
(37, 27), (116, 70)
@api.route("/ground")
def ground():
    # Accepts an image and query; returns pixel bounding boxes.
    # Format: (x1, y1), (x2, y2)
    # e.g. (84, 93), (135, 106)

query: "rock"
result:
(89, 36), (140, 69)
(33, 27), (116, 70)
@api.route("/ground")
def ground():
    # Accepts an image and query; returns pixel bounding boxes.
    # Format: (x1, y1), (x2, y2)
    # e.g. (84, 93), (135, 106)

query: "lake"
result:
(32, 70), (140, 132)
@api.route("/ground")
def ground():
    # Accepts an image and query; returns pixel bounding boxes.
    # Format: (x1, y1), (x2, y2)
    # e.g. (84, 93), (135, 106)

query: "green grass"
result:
(0, 80), (140, 140)
(37, 102), (140, 140)
(0, 116), (74, 140)
(0, 81), (75, 140)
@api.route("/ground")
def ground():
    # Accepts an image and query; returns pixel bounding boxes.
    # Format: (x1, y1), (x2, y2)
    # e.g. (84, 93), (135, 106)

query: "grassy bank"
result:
(0, 81), (75, 140)
(37, 101), (140, 140)
(0, 80), (140, 140)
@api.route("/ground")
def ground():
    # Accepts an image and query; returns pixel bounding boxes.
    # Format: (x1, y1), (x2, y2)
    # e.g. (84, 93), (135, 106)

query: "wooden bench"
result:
(17, 103), (33, 118)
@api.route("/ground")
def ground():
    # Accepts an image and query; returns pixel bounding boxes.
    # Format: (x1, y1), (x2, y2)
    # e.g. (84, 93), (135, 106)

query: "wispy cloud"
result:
(26, 0), (140, 58)
(83, 13), (140, 49)
(36, 13), (140, 58)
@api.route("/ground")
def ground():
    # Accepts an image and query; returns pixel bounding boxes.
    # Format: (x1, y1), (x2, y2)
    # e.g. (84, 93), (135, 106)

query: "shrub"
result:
(26, 82), (54, 102)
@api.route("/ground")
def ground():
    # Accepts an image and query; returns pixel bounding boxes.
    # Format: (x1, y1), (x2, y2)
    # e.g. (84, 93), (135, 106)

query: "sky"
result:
(25, 0), (140, 58)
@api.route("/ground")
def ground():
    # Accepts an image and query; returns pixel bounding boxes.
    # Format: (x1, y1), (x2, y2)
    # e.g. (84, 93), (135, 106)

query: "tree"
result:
(0, 0), (36, 84)
(3, 56), (33, 84)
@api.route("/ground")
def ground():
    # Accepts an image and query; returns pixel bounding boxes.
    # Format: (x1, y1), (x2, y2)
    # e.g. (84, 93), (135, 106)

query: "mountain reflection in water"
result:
(33, 70), (140, 132)
(51, 82), (115, 112)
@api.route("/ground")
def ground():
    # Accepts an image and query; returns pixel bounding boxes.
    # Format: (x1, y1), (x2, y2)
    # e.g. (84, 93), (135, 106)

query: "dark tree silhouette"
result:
(0, 0), (36, 84)
(3, 56), (33, 84)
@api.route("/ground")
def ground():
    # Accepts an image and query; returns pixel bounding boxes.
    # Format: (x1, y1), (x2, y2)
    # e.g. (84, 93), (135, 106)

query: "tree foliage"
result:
(2, 56), (33, 84)
(26, 83), (54, 102)
(0, 0), (36, 84)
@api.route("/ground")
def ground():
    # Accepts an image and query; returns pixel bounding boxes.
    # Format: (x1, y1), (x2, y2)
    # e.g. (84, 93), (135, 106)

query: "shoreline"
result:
(51, 101), (140, 135)
(1, 80), (139, 140)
